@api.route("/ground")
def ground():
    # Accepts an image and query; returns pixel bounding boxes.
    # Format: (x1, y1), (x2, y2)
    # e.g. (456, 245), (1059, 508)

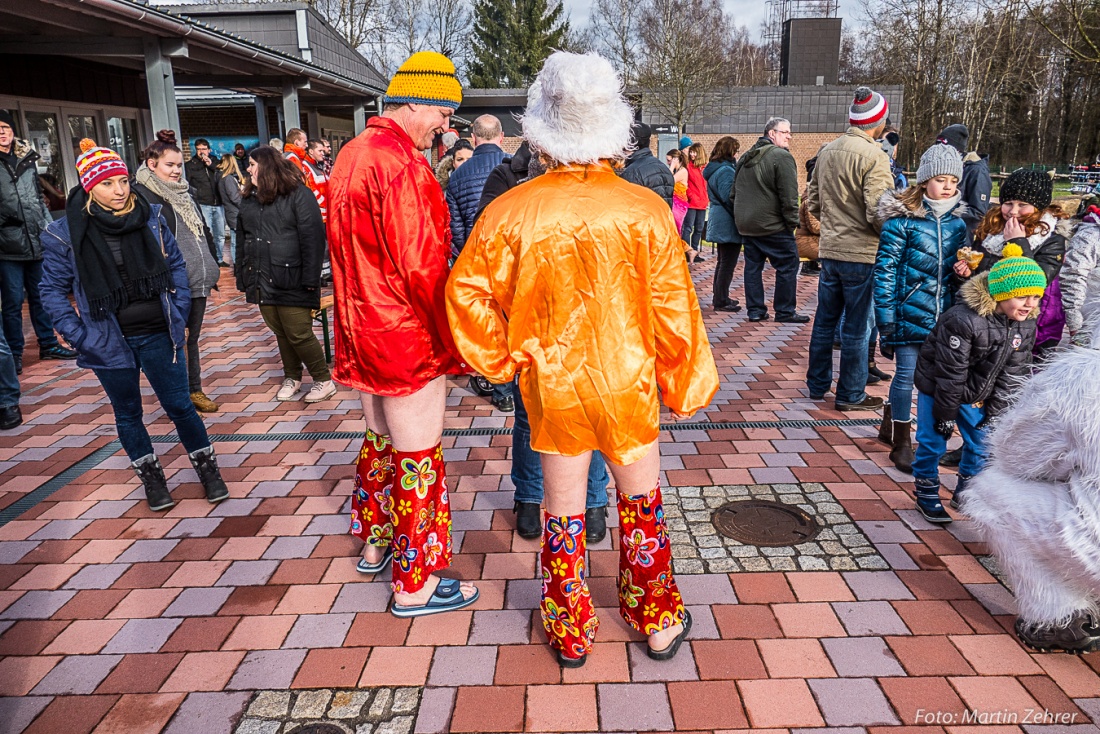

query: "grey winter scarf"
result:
(135, 166), (206, 240)
(923, 193), (961, 220)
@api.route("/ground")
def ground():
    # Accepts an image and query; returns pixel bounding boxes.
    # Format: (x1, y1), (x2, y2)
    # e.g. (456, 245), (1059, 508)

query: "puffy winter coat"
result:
(447, 143), (505, 253)
(873, 191), (970, 347)
(913, 273), (1036, 422)
(0, 139), (51, 261)
(476, 143), (533, 222)
(620, 148), (674, 208)
(39, 203), (191, 371)
(734, 137), (799, 237)
(326, 116), (465, 397)
(806, 127), (895, 264)
(235, 183), (325, 310)
(1060, 220), (1100, 335)
(702, 160), (741, 244)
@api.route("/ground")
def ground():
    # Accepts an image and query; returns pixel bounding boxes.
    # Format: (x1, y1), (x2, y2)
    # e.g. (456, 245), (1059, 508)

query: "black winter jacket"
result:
(184, 156), (221, 207)
(970, 213), (1070, 286)
(620, 148), (674, 208)
(913, 273), (1036, 422)
(235, 183), (325, 309)
(446, 143), (505, 253)
(0, 140), (51, 261)
(475, 143), (533, 222)
(958, 155), (992, 236)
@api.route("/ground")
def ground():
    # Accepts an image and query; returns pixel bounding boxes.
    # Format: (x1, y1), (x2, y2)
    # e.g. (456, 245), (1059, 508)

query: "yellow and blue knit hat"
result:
(384, 51), (462, 110)
(988, 244), (1047, 301)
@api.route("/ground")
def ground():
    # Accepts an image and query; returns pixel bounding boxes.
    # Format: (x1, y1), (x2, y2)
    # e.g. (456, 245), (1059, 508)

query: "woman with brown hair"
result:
(236, 146), (334, 404)
(704, 136), (742, 311)
(132, 130), (222, 414)
(682, 142), (710, 262)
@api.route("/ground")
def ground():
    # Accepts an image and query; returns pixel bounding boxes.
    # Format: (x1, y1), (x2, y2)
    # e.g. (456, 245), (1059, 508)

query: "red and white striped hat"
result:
(849, 87), (889, 130)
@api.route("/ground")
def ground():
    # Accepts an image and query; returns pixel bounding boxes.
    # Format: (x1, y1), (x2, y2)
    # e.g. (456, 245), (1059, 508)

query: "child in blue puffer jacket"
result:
(873, 143), (970, 473)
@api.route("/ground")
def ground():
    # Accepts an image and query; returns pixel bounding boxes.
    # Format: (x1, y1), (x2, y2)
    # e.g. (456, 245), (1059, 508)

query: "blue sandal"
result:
(390, 577), (479, 618)
(356, 549), (393, 575)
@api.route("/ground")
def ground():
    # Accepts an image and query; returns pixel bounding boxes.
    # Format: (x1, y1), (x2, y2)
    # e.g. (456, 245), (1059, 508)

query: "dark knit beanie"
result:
(937, 124), (969, 155)
(999, 169), (1053, 210)
(632, 122), (653, 149)
(0, 110), (15, 131)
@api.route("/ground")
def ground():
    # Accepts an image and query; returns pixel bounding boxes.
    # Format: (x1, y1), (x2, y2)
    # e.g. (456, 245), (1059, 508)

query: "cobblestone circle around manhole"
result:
(712, 499), (821, 547)
(664, 483), (888, 573)
(234, 687), (421, 734)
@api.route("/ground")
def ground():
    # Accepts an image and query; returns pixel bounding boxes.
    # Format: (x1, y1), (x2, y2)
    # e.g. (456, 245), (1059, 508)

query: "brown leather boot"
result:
(877, 403), (893, 445)
(889, 420), (914, 473)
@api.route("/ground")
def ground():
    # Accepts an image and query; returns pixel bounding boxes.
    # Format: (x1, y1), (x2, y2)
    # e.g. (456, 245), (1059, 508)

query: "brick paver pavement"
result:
(1, 261), (1098, 733)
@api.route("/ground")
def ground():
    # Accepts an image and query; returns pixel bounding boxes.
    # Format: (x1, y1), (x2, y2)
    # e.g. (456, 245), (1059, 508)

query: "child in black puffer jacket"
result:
(910, 244), (1045, 523)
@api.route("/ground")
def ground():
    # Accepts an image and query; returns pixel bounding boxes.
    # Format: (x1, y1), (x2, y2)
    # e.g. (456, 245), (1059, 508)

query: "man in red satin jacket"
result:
(326, 51), (478, 617)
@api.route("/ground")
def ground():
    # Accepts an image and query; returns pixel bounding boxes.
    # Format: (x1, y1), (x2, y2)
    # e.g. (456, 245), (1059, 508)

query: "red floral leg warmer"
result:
(350, 429), (394, 547)
(389, 444), (453, 594)
(540, 514), (599, 658)
(618, 482), (687, 635)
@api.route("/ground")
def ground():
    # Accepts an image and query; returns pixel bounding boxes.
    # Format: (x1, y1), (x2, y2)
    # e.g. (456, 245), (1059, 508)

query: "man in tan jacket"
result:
(805, 86), (895, 411)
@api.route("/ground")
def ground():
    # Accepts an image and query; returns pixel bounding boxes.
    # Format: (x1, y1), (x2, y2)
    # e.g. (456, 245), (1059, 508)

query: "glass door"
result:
(67, 114), (100, 163)
(23, 110), (67, 213)
(107, 116), (140, 174)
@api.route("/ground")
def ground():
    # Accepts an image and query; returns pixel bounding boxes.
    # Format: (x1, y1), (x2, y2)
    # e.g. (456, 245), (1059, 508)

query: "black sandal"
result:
(556, 650), (587, 668)
(646, 610), (693, 661)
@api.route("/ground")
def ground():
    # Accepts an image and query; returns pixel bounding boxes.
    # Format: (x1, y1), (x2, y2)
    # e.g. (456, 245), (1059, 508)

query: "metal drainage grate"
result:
(288, 725), (347, 734)
(712, 499), (822, 547)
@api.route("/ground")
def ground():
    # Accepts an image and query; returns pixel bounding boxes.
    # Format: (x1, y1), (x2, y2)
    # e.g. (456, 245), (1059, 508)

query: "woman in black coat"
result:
(236, 146), (334, 404)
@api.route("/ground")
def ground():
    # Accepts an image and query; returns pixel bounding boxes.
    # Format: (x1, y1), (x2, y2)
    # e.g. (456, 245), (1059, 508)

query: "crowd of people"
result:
(1, 46), (1099, 660)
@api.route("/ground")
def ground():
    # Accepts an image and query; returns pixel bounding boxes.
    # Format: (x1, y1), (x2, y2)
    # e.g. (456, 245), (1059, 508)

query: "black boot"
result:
(877, 403), (893, 445)
(189, 446), (229, 503)
(914, 477), (950, 523)
(1016, 613), (1100, 653)
(950, 474), (972, 510)
(940, 447), (962, 467)
(868, 364), (892, 382)
(514, 502), (541, 539)
(0, 405), (22, 430)
(585, 505), (608, 543)
(133, 455), (174, 512)
(889, 421), (914, 474)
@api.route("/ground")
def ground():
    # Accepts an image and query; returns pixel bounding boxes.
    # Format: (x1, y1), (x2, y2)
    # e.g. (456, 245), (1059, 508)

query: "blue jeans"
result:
(492, 380), (513, 404)
(200, 205), (226, 262)
(887, 344), (921, 422)
(512, 379), (610, 509)
(807, 259), (874, 404)
(94, 332), (211, 461)
(0, 315), (18, 409)
(228, 227), (237, 264)
(0, 259), (58, 356)
(743, 231), (800, 319)
(912, 392), (987, 481)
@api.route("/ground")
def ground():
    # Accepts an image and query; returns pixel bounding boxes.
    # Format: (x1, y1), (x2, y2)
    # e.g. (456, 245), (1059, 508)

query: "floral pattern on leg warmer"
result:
(540, 514), (599, 658)
(350, 429), (394, 547)
(389, 444), (453, 594)
(618, 482), (687, 635)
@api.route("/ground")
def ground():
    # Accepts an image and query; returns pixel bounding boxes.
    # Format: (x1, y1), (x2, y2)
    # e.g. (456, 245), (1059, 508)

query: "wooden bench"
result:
(313, 295), (334, 363)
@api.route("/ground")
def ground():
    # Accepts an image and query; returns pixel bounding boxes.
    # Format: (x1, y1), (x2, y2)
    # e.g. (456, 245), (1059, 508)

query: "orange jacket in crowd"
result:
(446, 161), (719, 465)
(326, 117), (466, 396)
(284, 143), (328, 222)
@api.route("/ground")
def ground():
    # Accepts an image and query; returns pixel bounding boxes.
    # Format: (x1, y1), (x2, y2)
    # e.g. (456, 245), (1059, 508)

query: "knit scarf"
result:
(922, 193), (961, 220)
(66, 188), (172, 321)
(135, 166), (206, 240)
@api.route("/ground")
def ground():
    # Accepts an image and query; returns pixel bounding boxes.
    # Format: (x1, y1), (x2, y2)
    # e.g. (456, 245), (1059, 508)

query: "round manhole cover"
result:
(712, 500), (821, 547)
(288, 725), (347, 734)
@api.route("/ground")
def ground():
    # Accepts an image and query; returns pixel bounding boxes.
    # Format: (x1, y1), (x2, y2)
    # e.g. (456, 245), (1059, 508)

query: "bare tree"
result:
(634, 0), (732, 131)
(1027, 0), (1100, 64)
(590, 0), (639, 82)
(310, 0), (389, 51)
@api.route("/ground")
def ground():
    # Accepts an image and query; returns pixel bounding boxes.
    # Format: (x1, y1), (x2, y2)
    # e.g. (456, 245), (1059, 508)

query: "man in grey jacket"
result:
(805, 87), (895, 411)
(734, 117), (808, 323)
(0, 110), (76, 375)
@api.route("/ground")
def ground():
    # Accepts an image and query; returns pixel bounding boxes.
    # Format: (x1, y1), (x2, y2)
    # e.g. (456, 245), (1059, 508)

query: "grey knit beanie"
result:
(849, 87), (889, 130)
(916, 143), (963, 185)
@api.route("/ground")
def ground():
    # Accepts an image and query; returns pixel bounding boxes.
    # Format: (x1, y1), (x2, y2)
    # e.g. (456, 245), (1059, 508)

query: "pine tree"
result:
(468, 0), (570, 88)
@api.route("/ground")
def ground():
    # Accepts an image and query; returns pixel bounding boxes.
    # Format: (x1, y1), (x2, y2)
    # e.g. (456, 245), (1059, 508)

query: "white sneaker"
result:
(305, 380), (337, 403)
(275, 378), (302, 401)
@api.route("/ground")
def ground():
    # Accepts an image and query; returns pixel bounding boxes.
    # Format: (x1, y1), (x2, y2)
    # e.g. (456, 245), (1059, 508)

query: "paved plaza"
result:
(0, 261), (1098, 734)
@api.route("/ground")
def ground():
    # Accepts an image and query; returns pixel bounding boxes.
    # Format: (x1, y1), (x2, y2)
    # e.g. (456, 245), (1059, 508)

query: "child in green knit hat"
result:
(909, 243), (1046, 523)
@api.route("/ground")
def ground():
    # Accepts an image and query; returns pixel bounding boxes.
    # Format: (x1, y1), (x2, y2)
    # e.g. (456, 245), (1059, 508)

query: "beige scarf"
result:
(135, 166), (206, 240)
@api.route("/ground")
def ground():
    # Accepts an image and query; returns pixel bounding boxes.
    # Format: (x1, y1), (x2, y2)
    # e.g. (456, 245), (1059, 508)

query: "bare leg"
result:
(360, 377), (475, 605)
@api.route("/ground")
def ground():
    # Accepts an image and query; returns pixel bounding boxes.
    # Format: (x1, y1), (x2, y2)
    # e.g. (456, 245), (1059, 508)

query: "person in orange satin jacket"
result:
(446, 51), (719, 668)
(326, 51), (477, 619)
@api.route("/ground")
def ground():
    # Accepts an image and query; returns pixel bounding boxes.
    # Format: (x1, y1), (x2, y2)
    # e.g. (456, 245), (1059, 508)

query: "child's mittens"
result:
(935, 419), (956, 440)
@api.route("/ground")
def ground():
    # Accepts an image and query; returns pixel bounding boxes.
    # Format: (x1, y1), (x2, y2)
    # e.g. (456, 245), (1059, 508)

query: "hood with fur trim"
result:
(876, 189), (971, 221)
(981, 212), (1074, 256)
(959, 271), (1039, 319)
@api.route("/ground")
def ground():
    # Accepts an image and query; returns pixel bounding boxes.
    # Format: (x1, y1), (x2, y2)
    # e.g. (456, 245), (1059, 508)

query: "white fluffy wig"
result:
(521, 51), (633, 166)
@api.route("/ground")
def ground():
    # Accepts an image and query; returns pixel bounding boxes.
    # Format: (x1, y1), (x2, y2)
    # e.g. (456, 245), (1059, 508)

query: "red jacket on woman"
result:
(686, 162), (710, 210)
(326, 117), (466, 396)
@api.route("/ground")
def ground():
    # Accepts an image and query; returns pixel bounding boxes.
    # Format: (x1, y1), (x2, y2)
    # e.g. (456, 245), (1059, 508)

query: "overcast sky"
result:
(563, 0), (859, 40)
